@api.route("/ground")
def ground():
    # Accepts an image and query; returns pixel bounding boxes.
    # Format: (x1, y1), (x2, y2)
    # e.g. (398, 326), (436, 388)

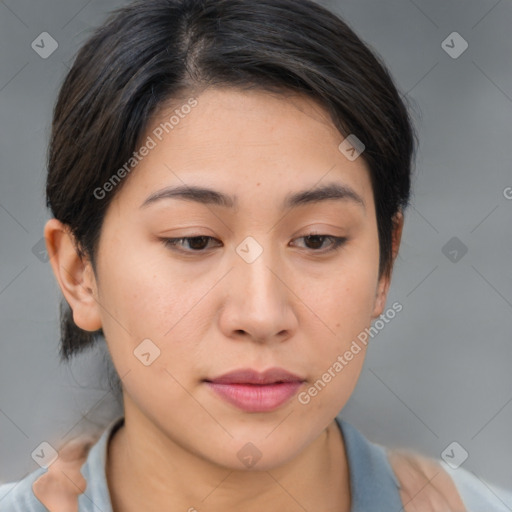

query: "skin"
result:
(45, 87), (404, 512)
(388, 451), (467, 511)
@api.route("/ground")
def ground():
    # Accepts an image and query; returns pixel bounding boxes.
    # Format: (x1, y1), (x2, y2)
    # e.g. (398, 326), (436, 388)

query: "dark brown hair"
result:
(46, 0), (417, 371)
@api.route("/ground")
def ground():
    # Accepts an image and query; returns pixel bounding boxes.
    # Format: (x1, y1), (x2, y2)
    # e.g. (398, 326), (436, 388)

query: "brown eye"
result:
(304, 235), (326, 249)
(161, 236), (221, 252)
(293, 234), (347, 252)
(186, 236), (211, 250)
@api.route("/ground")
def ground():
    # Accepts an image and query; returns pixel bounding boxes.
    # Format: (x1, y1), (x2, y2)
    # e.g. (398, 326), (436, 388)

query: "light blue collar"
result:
(79, 415), (402, 511)
(335, 417), (402, 511)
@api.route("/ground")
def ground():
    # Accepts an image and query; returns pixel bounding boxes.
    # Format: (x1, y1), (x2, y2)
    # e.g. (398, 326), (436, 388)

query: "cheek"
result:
(296, 236), (379, 396)
(296, 280), (374, 416)
(96, 254), (207, 413)
(97, 237), (196, 333)
(97, 245), (232, 396)
(304, 241), (379, 340)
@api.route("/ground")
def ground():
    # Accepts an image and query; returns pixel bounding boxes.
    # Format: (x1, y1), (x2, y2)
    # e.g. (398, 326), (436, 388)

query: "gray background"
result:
(1, 0), (511, 493)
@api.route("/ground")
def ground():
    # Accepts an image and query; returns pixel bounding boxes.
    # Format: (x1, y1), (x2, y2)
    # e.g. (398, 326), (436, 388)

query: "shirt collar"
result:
(77, 415), (401, 512)
(335, 417), (402, 511)
(78, 414), (123, 512)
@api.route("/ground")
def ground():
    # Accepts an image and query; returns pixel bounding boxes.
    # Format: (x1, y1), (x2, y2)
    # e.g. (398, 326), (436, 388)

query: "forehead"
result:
(110, 87), (374, 214)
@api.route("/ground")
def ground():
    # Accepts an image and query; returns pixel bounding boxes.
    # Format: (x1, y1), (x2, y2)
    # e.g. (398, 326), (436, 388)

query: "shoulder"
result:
(387, 447), (512, 511)
(444, 462), (512, 512)
(0, 467), (47, 511)
(0, 434), (99, 512)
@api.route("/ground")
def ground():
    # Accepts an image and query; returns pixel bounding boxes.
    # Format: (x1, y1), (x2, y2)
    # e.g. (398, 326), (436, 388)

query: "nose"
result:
(218, 240), (298, 344)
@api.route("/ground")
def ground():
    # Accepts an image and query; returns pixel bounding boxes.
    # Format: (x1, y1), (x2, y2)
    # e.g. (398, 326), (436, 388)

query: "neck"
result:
(106, 406), (351, 512)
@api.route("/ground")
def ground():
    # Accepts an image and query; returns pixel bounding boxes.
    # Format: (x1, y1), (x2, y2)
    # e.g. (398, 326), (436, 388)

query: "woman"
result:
(1, 0), (511, 510)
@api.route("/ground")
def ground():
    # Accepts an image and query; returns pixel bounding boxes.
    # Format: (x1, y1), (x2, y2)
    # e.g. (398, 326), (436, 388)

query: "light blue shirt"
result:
(1, 415), (511, 511)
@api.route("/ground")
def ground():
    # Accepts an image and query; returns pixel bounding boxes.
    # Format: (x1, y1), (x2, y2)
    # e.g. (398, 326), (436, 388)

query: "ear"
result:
(371, 211), (404, 319)
(44, 218), (102, 332)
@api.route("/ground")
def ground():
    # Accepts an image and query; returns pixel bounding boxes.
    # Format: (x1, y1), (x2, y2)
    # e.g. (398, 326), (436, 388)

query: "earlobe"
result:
(44, 219), (102, 332)
(371, 211), (405, 319)
(371, 276), (390, 319)
(391, 210), (404, 262)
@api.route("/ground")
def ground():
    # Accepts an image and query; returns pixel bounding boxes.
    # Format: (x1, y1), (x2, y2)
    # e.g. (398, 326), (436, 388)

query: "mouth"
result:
(204, 367), (305, 413)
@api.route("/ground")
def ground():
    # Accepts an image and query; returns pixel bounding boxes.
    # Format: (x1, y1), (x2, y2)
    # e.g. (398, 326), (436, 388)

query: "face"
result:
(52, 87), (398, 470)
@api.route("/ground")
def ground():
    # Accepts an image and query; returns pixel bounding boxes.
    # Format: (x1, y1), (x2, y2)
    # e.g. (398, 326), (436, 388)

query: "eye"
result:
(161, 236), (221, 253)
(291, 234), (347, 252)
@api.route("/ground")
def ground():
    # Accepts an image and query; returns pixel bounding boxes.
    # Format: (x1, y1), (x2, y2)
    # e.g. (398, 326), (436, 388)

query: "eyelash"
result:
(161, 234), (347, 255)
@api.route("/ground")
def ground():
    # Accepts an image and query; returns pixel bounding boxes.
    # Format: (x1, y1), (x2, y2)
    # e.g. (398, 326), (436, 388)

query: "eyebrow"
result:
(140, 182), (365, 211)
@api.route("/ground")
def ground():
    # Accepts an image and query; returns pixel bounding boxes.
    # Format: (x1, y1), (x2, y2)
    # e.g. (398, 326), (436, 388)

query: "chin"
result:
(202, 425), (314, 472)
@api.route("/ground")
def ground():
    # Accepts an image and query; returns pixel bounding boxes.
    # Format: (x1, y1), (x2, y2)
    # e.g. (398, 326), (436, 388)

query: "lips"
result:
(205, 367), (305, 413)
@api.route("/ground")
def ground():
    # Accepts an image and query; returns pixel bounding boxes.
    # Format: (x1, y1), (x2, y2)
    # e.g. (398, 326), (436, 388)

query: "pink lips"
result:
(205, 368), (304, 413)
